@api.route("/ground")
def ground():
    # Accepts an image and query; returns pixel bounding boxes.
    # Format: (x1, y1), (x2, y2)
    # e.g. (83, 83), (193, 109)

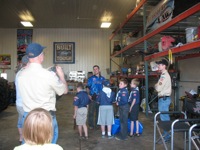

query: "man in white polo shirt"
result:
(18, 43), (68, 144)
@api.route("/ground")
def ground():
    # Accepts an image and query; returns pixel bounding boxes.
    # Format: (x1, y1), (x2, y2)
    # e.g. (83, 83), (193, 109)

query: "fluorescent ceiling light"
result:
(101, 22), (111, 28)
(20, 21), (33, 27)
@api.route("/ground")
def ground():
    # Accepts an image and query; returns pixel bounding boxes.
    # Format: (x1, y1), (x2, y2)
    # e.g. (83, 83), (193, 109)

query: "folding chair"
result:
(154, 111), (200, 150)
(189, 123), (200, 150)
(153, 111), (186, 150)
(171, 118), (200, 150)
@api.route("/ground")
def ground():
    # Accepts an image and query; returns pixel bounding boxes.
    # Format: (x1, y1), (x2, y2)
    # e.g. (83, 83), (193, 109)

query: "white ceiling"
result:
(0, 0), (139, 29)
(1, 0), (198, 36)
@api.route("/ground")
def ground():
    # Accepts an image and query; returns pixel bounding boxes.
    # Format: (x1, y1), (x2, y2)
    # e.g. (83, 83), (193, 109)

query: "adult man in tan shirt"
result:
(155, 58), (172, 142)
(155, 58), (172, 121)
(18, 43), (68, 143)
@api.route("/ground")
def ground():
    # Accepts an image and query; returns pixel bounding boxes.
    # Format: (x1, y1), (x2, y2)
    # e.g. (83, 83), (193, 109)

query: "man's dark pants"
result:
(88, 95), (99, 128)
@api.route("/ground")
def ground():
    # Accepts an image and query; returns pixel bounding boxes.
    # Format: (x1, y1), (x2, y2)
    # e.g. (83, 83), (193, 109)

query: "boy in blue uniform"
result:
(73, 82), (90, 139)
(96, 79), (115, 139)
(129, 78), (140, 137)
(87, 65), (105, 129)
(115, 78), (129, 141)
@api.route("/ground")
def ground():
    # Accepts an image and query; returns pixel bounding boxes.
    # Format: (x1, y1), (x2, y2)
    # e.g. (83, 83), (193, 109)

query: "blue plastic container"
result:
(128, 119), (143, 134)
(112, 118), (144, 135)
(111, 118), (120, 135)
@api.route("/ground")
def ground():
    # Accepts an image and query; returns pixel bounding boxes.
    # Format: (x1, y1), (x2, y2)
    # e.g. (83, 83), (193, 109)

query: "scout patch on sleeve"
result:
(74, 96), (78, 101)
(160, 76), (165, 81)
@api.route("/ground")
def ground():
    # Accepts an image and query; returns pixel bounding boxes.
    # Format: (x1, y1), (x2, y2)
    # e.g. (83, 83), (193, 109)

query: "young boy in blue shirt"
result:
(73, 82), (90, 139)
(129, 78), (140, 137)
(115, 78), (129, 141)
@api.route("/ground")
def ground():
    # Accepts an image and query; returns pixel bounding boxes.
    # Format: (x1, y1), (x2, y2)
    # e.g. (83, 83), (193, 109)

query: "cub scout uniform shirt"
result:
(115, 87), (129, 106)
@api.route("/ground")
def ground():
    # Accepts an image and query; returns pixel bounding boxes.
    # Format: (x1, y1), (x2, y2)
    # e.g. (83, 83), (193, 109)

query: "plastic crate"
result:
(111, 118), (120, 135)
(128, 119), (144, 134)
(112, 118), (144, 135)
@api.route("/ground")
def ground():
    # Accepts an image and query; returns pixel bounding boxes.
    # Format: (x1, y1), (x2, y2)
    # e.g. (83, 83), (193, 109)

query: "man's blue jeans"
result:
(158, 97), (171, 121)
(22, 111), (58, 144)
(51, 113), (58, 144)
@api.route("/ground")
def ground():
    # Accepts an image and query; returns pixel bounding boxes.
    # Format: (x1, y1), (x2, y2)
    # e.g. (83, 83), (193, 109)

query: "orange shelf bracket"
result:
(144, 40), (200, 61)
(109, 0), (147, 40)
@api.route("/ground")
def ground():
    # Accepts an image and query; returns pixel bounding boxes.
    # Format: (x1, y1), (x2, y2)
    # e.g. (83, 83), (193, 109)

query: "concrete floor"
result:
(0, 94), (192, 150)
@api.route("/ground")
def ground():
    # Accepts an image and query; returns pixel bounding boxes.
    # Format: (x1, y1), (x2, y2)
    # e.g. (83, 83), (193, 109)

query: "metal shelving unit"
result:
(111, 3), (200, 58)
(109, 1), (200, 116)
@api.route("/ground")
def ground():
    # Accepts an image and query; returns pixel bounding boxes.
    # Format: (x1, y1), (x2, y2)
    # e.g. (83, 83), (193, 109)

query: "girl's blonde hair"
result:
(23, 108), (53, 145)
(131, 78), (140, 86)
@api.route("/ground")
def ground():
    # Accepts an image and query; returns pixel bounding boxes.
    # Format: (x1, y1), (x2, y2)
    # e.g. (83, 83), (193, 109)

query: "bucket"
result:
(185, 27), (197, 43)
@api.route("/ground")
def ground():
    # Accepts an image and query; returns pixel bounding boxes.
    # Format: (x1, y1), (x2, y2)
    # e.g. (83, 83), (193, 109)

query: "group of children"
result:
(13, 77), (140, 149)
(73, 78), (141, 141)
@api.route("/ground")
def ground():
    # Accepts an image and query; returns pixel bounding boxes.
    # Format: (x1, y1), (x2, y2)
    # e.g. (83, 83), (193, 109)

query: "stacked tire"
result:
(0, 77), (10, 112)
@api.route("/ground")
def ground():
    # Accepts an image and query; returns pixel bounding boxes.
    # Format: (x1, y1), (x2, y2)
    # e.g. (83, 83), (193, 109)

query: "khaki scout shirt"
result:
(155, 70), (172, 97)
(18, 63), (66, 112)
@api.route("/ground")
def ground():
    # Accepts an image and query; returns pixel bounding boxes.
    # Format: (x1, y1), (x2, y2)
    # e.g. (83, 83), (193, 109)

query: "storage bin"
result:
(128, 119), (144, 134)
(111, 124), (120, 135)
(185, 27), (197, 43)
(111, 118), (144, 135)
(111, 118), (120, 135)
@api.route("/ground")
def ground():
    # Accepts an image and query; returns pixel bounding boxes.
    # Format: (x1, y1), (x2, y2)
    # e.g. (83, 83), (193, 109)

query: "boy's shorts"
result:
(76, 107), (87, 125)
(130, 104), (139, 121)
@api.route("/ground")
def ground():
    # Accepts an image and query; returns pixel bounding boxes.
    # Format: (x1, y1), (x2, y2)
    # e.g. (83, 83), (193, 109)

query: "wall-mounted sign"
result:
(53, 42), (75, 64)
(17, 29), (33, 61)
(0, 54), (11, 69)
(146, 0), (174, 33)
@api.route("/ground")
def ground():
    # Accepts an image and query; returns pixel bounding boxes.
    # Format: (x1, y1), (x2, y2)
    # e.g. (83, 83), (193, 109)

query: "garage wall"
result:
(0, 28), (115, 82)
(0, 28), (199, 100)
(0, 29), (17, 82)
(178, 57), (200, 96)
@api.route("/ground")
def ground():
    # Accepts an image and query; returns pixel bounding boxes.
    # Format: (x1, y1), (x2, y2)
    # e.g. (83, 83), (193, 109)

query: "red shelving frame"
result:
(109, 2), (200, 116)
(175, 52), (200, 61)
(145, 40), (200, 61)
(110, 3), (200, 59)
(111, 74), (159, 79)
(109, 0), (147, 41)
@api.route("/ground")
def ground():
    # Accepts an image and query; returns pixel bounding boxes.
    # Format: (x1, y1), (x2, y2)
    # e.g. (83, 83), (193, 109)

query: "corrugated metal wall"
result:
(0, 28), (118, 82)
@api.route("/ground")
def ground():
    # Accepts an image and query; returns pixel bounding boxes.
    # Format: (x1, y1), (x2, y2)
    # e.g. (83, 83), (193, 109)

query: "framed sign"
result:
(0, 54), (11, 69)
(53, 42), (75, 64)
(17, 29), (33, 61)
(145, 0), (174, 33)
